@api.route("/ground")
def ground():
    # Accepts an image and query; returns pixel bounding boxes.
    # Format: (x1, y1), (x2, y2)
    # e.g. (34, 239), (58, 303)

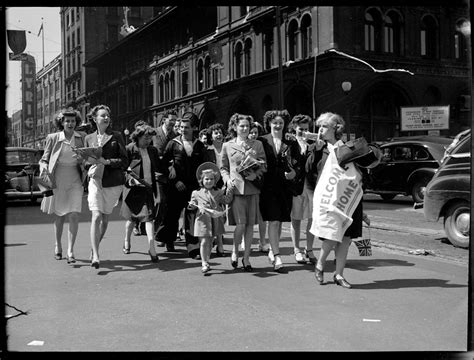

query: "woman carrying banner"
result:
(310, 112), (364, 289)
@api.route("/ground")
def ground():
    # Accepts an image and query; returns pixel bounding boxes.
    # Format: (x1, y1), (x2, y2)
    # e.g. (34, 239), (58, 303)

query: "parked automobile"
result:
(423, 129), (470, 248)
(363, 136), (453, 203)
(5, 147), (44, 203)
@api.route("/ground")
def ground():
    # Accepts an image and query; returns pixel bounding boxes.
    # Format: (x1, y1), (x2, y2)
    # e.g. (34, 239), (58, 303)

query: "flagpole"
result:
(41, 18), (44, 68)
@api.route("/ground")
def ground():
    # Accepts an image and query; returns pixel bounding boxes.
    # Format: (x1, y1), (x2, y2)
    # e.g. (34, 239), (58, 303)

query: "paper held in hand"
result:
(188, 202), (228, 218)
(71, 146), (102, 160)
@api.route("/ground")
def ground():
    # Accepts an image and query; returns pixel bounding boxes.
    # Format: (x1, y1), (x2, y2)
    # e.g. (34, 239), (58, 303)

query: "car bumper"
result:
(5, 190), (43, 201)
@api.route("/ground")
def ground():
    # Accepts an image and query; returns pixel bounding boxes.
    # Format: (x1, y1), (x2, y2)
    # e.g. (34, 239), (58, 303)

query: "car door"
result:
(369, 144), (410, 191)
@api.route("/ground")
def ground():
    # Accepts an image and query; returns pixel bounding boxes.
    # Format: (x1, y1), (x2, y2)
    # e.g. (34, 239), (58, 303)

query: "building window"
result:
(384, 11), (403, 55)
(71, 9), (75, 24)
(164, 73), (170, 101)
(170, 71), (176, 99)
(66, 14), (70, 28)
(288, 20), (298, 61)
(204, 57), (211, 89)
(77, 27), (80, 46)
(264, 29), (274, 70)
(420, 15), (438, 58)
(364, 8), (382, 52)
(244, 38), (252, 75)
(197, 59), (204, 91)
(234, 42), (243, 79)
(212, 67), (218, 87)
(300, 14), (312, 59)
(159, 75), (164, 103)
(67, 37), (70, 53)
(454, 19), (469, 60)
(181, 71), (189, 96)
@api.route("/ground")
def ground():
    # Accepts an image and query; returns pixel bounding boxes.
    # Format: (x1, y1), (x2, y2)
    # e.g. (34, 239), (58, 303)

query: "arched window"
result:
(421, 15), (438, 58)
(384, 11), (403, 55)
(454, 19), (469, 60)
(244, 38), (252, 75)
(300, 14), (312, 59)
(204, 56), (211, 89)
(164, 73), (170, 101)
(264, 28), (274, 70)
(170, 71), (175, 99)
(159, 75), (164, 103)
(288, 19), (298, 61)
(234, 42), (243, 79)
(197, 59), (204, 91)
(364, 8), (383, 52)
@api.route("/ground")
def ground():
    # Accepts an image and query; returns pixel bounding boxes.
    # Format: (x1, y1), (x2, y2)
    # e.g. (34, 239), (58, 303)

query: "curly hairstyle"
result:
(197, 169), (219, 187)
(53, 107), (82, 130)
(227, 113), (254, 139)
(263, 109), (290, 133)
(87, 104), (111, 131)
(130, 124), (157, 143)
(316, 112), (345, 140)
(206, 123), (226, 145)
(249, 121), (266, 138)
(287, 114), (312, 134)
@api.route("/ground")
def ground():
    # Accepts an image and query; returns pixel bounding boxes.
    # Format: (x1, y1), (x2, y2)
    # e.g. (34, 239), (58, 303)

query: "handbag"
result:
(37, 174), (54, 197)
(353, 225), (372, 256)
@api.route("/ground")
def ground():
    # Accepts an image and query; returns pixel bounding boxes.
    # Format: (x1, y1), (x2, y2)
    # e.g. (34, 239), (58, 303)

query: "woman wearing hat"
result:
(310, 112), (380, 288)
(39, 108), (86, 263)
(120, 123), (168, 263)
(188, 162), (234, 273)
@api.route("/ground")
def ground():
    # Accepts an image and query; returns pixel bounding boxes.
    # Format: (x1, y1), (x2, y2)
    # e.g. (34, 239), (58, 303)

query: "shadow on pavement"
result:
(353, 278), (468, 290)
(346, 258), (416, 271)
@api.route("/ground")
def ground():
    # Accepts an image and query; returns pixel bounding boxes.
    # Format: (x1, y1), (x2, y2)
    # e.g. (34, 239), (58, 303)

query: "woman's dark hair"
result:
(227, 113), (254, 139)
(288, 114), (312, 134)
(263, 110), (291, 133)
(207, 123), (227, 145)
(130, 124), (157, 143)
(250, 121), (266, 137)
(54, 107), (82, 130)
(87, 104), (111, 131)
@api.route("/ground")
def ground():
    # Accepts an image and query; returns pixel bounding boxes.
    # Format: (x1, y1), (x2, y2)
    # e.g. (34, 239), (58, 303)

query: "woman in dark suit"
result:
(75, 104), (128, 269)
(121, 124), (167, 262)
(258, 110), (296, 272)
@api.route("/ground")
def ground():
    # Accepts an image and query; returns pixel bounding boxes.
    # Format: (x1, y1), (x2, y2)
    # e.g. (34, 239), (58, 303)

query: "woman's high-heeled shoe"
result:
(314, 265), (324, 284)
(122, 246), (130, 254)
(54, 252), (62, 260)
(242, 258), (252, 272)
(91, 260), (100, 269)
(305, 249), (317, 265)
(231, 252), (238, 269)
(333, 274), (352, 289)
(148, 251), (159, 263)
(66, 255), (76, 264)
(273, 254), (284, 272)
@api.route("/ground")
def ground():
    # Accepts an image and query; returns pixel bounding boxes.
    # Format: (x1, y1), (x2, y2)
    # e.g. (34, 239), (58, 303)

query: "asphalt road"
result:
(4, 196), (469, 352)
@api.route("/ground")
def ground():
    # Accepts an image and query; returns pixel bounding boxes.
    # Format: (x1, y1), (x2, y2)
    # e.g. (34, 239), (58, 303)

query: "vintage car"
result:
(363, 136), (453, 203)
(423, 129), (470, 249)
(5, 147), (44, 203)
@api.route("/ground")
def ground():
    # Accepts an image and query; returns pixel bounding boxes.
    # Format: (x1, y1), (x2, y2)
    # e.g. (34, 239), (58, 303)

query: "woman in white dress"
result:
(39, 108), (86, 263)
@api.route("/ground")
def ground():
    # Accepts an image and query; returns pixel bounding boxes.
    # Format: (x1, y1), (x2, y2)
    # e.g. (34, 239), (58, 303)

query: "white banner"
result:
(310, 145), (363, 242)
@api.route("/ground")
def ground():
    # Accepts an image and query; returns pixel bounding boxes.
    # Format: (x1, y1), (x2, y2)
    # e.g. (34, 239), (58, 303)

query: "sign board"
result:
(21, 54), (36, 136)
(400, 106), (450, 131)
(9, 52), (28, 61)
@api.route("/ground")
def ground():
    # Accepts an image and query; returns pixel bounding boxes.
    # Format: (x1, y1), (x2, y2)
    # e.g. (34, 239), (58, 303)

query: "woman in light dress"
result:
(39, 108), (86, 263)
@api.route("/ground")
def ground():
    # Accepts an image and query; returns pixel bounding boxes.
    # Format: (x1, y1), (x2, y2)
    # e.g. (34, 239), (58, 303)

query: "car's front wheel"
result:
(411, 178), (429, 203)
(444, 201), (470, 249)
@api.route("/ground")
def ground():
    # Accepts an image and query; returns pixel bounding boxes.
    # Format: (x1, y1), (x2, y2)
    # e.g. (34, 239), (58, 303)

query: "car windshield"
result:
(6, 150), (41, 165)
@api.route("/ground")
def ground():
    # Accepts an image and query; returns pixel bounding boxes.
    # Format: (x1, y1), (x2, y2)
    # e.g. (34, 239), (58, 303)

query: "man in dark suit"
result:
(152, 110), (178, 248)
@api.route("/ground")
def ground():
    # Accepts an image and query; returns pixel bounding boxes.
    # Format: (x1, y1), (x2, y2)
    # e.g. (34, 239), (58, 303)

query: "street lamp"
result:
(341, 81), (352, 141)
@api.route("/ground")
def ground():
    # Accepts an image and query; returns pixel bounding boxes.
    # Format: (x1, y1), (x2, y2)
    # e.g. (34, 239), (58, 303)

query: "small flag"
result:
(37, 23), (43, 37)
(353, 238), (372, 256)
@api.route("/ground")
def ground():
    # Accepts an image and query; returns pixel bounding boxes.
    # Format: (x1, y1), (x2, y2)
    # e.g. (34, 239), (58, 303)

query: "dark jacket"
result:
(164, 136), (206, 191)
(84, 129), (128, 188)
(125, 143), (167, 198)
(153, 126), (177, 157)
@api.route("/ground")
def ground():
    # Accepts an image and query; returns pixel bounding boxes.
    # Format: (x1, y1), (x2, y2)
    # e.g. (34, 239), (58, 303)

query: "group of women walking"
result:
(39, 104), (380, 289)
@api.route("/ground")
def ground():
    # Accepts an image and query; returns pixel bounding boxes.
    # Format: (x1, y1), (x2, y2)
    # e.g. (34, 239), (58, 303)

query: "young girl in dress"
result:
(188, 162), (234, 274)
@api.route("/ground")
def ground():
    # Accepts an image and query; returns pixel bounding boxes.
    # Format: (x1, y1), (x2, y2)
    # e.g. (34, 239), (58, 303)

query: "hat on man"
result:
(196, 162), (221, 182)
